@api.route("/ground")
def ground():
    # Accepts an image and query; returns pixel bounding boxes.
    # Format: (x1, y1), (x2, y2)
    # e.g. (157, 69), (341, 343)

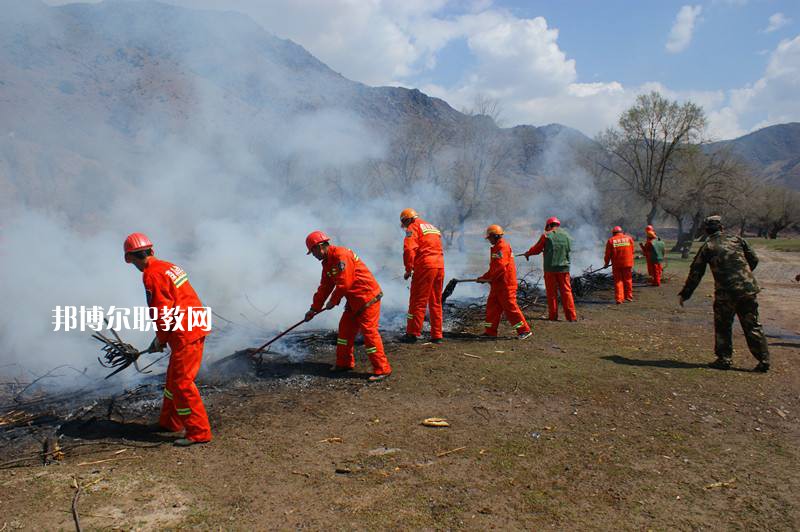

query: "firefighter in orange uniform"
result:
(124, 232), (212, 446)
(478, 225), (532, 339)
(604, 226), (635, 304)
(398, 208), (445, 344)
(304, 231), (392, 381)
(524, 216), (577, 321)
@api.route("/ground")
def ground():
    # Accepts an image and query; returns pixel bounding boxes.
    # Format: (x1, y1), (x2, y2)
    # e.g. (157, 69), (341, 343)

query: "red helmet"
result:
(545, 216), (561, 228)
(612, 226), (623, 234)
(645, 225), (654, 232)
(124, 232), (153, 263)
(305, 230), (330, 254)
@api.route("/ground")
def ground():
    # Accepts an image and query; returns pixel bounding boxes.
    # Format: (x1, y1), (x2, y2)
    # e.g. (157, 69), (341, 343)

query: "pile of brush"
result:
(571, 268), (649, 298)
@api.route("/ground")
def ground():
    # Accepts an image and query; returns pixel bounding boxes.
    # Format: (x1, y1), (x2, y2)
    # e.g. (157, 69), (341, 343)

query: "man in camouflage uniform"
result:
(678, 216), (770, 372)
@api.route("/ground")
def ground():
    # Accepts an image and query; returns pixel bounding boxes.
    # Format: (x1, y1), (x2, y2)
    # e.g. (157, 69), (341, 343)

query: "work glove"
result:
(404, 271), (412, 280)
(148, 337), (165, 353)
(324, 300), (337, 311)
(523, 253), (530, 261)
(476, 278), (487, 284)
(304, 309), (317, 322)
(603, 263), (610, 269)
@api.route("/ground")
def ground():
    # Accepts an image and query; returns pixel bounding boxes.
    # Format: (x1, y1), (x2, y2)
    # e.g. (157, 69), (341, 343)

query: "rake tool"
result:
(93, 327), (156, 379)
(442, 278), (480, 304)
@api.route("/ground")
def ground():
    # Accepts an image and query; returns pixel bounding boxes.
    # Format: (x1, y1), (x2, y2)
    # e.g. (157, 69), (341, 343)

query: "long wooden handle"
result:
(250, 310), (325, 355)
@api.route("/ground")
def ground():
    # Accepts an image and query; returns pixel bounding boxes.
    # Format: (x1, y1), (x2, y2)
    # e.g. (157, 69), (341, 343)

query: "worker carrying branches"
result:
(124, 232), (212, 447)
(478, 225), (532, 339)
(304, 231), (392, 381)
(398, 208), (445, 344)
(523, 216), (577, 321)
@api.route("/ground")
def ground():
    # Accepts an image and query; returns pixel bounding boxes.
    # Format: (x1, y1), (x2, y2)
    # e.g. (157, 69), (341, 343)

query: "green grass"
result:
(752, 237), (800, 253)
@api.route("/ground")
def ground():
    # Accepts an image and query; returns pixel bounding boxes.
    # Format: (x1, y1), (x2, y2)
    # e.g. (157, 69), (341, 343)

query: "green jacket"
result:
(679, 231), (760, 300)
(527, 228), (572, 273)
(647, 238), (666, 264)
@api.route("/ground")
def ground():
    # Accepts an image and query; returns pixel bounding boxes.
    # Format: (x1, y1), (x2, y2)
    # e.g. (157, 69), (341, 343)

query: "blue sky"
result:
(494, 0), (799, 90)
(47, 0), (800, 139)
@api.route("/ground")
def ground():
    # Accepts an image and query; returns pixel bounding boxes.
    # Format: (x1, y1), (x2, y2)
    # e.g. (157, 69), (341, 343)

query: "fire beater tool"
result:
(442, 278), (480, 304)
(248, 309), (328, 361)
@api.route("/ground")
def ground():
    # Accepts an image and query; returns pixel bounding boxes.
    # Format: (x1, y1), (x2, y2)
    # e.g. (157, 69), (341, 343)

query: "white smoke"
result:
(0, 1), (605, 387)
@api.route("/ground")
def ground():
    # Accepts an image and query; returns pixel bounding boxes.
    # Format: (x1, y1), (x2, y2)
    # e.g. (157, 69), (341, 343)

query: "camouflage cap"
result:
(704, 215), (723, 229)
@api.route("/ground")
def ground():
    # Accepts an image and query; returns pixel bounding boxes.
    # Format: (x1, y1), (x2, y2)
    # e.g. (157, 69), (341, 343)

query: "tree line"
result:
(593, 91), (800, 253)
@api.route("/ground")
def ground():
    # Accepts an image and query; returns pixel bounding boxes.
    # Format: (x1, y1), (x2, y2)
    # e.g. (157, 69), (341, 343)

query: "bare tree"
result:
(754, 185), (800, 239)
(596, 91), (706, 225)
(661, 145), (746, 254)
(439, 95), (512, 250)
(371, 115), (450, 193)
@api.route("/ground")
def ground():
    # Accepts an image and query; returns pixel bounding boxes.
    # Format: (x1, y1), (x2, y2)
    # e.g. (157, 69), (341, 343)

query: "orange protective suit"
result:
(526, 233), (577, 321)
(478, 239), (531, 336)
(403, 218), (445, 339)
(604, 233), (635, 303)
(143, 258), (212, 442)
(640, 236), (663, 286)
(311, 246), (391, 375)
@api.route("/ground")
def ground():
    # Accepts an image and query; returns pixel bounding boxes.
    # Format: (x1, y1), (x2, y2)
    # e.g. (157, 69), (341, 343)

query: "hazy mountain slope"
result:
(710, 123), (800, 190)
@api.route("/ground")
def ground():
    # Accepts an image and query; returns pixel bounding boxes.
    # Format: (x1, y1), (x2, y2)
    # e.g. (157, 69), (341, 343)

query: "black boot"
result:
(708, 358), (732, 370)
(398, 334), (417, 344)
(753, 361), (770, 373)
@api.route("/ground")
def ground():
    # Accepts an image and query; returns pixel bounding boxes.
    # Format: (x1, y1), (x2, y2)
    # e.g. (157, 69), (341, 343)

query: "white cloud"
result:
(666, 5), (703, 53)
(765, 13), (791, 33)
(38, 1), (800, 140)
(704, 35), (800, 138)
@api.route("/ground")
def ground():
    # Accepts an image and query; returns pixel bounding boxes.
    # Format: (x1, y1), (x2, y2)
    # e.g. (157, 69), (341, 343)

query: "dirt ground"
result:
(2, 244), (799, 530)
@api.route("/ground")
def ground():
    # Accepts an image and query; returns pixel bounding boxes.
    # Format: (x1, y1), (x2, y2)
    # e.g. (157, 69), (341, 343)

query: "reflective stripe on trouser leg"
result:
(407, 267), (437, 337)
(358, 302), (391, 375)
(336, 311), (357, 369)
(499, 290), (530, 334)
(168, 338), (212, 442)
(159, 360), (183, 433)
(483, 289), (501, 336)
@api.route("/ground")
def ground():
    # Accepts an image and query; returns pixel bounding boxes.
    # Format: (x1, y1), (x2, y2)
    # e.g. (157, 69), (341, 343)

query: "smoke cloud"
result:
(0, 1), (604, 387)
